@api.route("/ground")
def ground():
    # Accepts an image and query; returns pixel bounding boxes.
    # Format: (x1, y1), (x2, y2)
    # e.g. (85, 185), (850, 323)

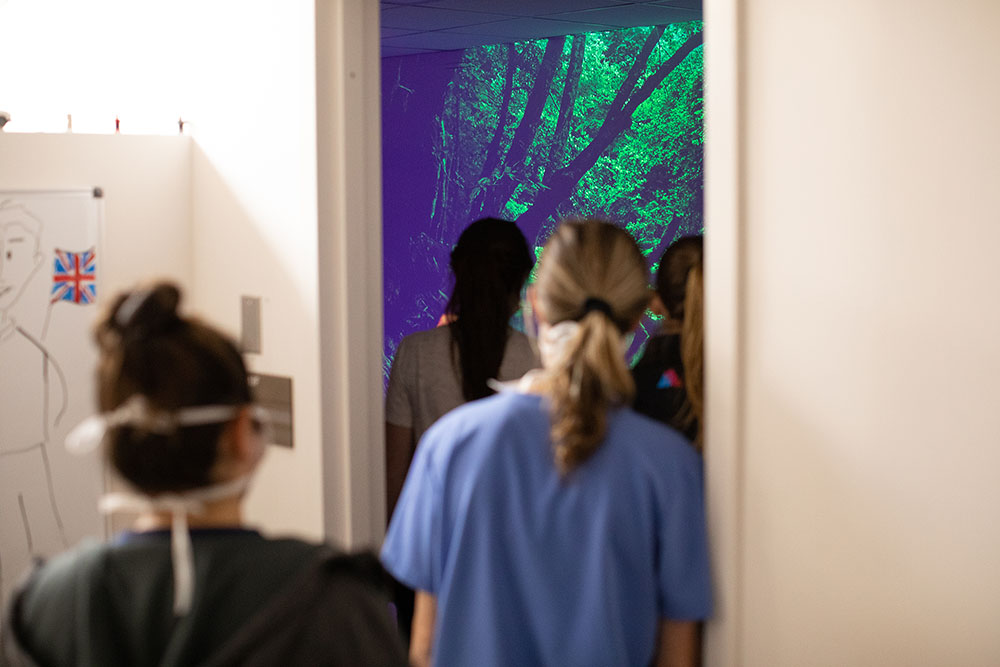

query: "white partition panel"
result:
(705, 0), (1000, 664)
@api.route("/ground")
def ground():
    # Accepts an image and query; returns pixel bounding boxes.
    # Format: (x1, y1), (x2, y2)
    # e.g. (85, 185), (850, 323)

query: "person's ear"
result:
(221, 408), (264, 476)
(527, 285), (547, 326)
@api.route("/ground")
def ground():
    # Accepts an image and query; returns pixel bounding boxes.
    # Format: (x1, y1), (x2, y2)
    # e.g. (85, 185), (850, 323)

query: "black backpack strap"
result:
(204, 548), (406, 667)
(1, 559), (46, 667)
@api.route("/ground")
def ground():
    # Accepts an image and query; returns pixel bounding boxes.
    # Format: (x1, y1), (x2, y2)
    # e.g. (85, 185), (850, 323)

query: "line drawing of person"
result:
(0, 201), (69, 609)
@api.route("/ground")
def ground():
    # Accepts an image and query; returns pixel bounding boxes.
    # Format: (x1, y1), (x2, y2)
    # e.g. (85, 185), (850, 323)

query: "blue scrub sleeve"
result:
(657, 460), (713, 620)
(381, 437), (443, 594)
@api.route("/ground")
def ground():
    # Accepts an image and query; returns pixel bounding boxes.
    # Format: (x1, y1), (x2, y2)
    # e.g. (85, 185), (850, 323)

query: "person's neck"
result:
(660, 318), (682, 335)
(133, 496), (245, 532)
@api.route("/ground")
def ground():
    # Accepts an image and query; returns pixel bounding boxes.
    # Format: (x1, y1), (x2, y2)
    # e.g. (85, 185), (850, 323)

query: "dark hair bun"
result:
(96, 281), (253, 493)
(112, 282), (182, 339)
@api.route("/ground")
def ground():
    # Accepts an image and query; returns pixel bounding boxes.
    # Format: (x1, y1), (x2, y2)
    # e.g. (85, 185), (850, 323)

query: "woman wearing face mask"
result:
(632, 235), (704, 449)
(1, 283), (405, 667)
(382, 220), (712, 667)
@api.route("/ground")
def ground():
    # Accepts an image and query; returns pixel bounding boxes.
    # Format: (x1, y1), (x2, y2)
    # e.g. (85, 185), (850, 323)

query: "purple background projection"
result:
(382, 26), (704, 385)
(382, 50), (466, 385)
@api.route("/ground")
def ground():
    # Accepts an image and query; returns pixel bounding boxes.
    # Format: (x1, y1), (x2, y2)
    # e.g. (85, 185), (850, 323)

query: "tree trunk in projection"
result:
(606, 26), (666, 120)
(481, 36), (567, 217)
(469, 45), (518, 220)
(549, 33), (587, 172)
(516, 29), (704, 232)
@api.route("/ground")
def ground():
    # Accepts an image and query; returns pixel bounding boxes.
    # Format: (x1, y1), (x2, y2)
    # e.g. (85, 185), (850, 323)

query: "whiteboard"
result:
(0, 189), (105, 608)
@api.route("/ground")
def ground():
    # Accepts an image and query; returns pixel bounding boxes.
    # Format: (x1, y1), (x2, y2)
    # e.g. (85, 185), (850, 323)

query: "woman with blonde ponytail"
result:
(633, 235), (705, 448)
(530, 220), (652, 472)
(383, 220), (712, 667)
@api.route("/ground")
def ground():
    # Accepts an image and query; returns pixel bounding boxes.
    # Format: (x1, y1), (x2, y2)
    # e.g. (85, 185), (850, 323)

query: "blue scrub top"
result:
(382, 391), (712, 667)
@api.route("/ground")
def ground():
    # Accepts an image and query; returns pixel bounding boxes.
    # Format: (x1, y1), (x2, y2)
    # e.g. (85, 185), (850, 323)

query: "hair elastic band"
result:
(115, 289), (154, 328)
(580, 297), (613, 320)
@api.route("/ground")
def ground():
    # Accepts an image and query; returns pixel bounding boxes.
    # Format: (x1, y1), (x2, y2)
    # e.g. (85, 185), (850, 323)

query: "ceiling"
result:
(381, 0), (702, 58)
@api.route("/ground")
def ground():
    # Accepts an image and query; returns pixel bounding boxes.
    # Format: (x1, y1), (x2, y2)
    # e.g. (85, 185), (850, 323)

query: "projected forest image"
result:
(382, 21), (704, 380)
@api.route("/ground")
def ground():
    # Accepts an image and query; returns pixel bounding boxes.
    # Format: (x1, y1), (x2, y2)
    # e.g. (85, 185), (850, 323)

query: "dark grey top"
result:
(1, 529), (406, 667)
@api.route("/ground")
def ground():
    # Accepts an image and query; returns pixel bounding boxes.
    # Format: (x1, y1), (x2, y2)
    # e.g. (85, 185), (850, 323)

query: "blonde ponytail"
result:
(680, 261), (704, 449)
(549, 311), (637, 472)
(534, 220), (649, 474)
(654, 234), (705, 450)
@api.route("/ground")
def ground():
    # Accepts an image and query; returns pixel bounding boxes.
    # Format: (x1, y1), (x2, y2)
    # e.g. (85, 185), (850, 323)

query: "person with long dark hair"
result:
(385, 217), (536, 521)
(1, 282), (405, 667)
(383, 217), (536, 644)
(383, 220), (711, 667)
(632, 235), (704, 448)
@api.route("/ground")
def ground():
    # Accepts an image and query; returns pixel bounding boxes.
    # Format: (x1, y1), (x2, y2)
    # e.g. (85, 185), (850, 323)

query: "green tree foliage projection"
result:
(430, 22), (703, 253)
(382, 22), (704, 381)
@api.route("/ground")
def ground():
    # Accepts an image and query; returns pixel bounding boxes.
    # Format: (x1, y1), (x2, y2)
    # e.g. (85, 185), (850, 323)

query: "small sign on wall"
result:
(241, 296), (262, 354)
(249, 373), (293, 448)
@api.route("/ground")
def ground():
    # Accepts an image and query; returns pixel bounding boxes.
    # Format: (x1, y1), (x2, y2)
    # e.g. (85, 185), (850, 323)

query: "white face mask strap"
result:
(105, 395), (161, 429)
(173, 404), (245, 427)
(116, 397), (243, 431)
(114, 289), (153, 329)
(65, 398), (249, 455)
(538, 320), (581, 369)
(97, 492), (198, 615)
(170, 510), (194, 615)
(98, 474), (253, 616)
(537, 318), (630, 371)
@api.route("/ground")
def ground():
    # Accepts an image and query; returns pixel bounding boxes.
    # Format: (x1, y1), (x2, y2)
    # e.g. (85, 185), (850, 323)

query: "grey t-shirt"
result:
(385, 326), (538, 443)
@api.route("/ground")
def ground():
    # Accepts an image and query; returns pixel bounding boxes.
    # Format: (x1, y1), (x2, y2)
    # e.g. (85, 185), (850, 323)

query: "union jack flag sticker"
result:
(51, 248), (97, 305)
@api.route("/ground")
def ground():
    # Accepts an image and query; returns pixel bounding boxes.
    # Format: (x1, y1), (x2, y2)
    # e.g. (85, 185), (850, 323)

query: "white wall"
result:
(0, 133), (192, 537)
(184, 0), (385, 547)
(316, 0), (386, 549)
(0, 1), (385, 548)
(705, 0), (1000, 664)
(0, 133), (192, 293)
(0, 0), (198, 134)
(184, 0), (327, 542)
